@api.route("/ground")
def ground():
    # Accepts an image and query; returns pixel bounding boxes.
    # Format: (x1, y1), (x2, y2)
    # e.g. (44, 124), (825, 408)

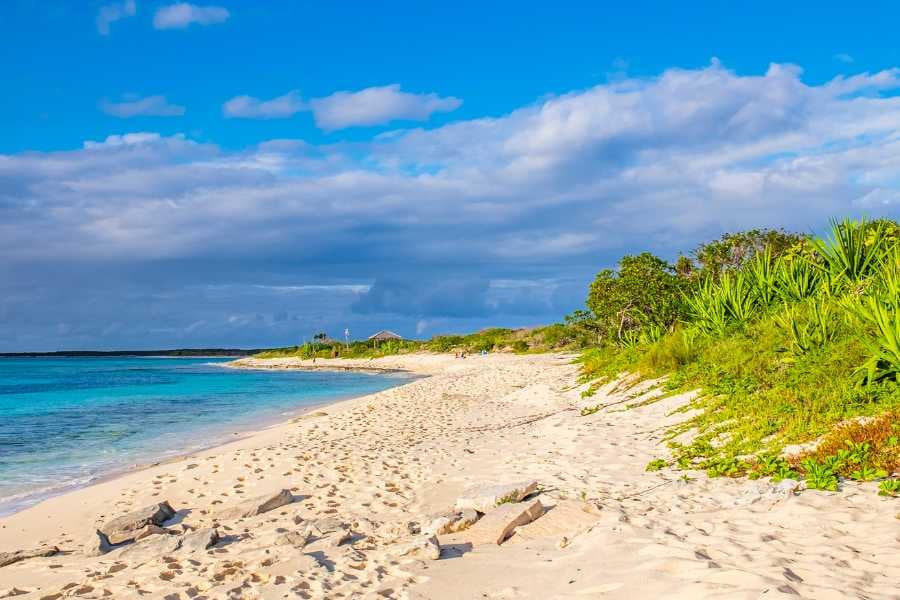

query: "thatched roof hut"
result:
(368, 330), (402, 341)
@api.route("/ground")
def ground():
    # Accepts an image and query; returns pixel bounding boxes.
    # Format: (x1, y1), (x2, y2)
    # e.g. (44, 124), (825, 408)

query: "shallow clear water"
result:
(0, 357), (409, 515)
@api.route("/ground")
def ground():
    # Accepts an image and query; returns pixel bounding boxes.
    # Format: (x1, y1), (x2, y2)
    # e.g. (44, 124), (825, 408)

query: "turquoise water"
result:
(0, 357), (409, 515)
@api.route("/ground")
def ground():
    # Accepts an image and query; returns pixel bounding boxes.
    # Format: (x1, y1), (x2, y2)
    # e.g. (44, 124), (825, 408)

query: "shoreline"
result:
(0, 359), (421, 518)
(0, 398), (330, 519)
(1, 352), (896, 599)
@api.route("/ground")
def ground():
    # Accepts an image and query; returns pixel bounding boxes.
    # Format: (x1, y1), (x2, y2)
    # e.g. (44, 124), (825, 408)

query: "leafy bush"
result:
(575, 217), (900, 493)
(586, 252), (687, 344)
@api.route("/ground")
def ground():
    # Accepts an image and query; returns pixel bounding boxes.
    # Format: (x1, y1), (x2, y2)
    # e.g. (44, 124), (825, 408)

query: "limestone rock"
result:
(100, 501), (176, 544)
(0, 545), (59, 568)
(275, 531), (310, 548)
(84, 530), (116, 557)
(215, 489), (293, 520)
(325, 526), (352, 548)
(465, 498), (545, 545)
(424, 509), (480, 535)
(133, 524), (170, 541)
(455, 480), (538, 513)
(399, 534), (441, 560)
(425, 515), (452, 536)
(181, 528), (219, 553)
(511, 500), (601, 543)
(303, 517), (344, 538)
(117, 531), (182, 560)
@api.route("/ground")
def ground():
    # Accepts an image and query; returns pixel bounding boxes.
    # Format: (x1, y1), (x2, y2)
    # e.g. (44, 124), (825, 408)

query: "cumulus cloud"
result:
(223, 92), (304, 119)
(309, 84), (462, 130)
(153, 3), (229, 29)
(100, 95), (186, 118)
(3, 62), (900, 349)
(96, 0), (136, 35)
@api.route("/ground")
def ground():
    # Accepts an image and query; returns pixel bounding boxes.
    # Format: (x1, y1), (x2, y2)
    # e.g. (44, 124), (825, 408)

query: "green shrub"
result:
(575, 216), (900, 488)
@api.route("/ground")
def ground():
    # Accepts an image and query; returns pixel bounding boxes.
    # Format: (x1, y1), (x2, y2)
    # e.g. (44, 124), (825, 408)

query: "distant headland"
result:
(0, 348), (265, 358)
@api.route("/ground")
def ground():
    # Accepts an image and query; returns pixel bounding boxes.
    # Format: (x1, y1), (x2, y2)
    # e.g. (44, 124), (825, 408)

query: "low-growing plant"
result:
(580, 405), (601, 416)
(645, 458), (667, 471)
(878, 478), (900, 496)
(849, 464), (888, 482)
(800, 458), (839, 491)
(704, 457), (747, 478)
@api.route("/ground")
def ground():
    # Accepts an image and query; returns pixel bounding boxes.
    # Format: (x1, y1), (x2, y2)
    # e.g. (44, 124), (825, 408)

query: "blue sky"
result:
(2, 1), (900, 350)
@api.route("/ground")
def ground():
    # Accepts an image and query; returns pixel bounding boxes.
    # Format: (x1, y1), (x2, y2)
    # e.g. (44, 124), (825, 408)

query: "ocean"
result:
(0, 356), (410, 515)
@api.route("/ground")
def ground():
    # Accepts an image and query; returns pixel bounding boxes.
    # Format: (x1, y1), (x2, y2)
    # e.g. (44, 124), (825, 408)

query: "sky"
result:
(2, 1), (900, 351)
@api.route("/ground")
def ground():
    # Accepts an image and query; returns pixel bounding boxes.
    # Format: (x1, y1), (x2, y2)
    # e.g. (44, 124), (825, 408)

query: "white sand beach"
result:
(0, 353), (897, 599)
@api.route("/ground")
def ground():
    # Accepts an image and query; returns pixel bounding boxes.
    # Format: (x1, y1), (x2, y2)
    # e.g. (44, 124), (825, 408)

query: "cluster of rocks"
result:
(87, 489), (294, 558)
(395, 480), (547, 560)
(3, 481), (551, 575)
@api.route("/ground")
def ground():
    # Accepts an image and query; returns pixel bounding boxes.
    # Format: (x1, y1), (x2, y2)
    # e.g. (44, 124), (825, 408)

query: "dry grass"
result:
(800, 411), (900, 476)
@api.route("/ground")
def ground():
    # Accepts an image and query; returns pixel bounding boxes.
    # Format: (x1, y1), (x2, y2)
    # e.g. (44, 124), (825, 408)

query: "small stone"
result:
(325, 527), (352, 548)
(117, 532), (182, 560)
(424, 516), (452, 536)
(455, 481), (538, 513)
(275, 531), (310, 548)
(0, 545), (59, 567)
(303, 517), (344, 537)
(84, 530), (116, 557)
(399, 535), (441, 560)
(424, 509), (480, 535)
(215, 489), (293, 520)
(465, 498), (545, 545)
(180, 528), (219, 553)
(100, 501), (176, 544)
(133, 524), (169, 541)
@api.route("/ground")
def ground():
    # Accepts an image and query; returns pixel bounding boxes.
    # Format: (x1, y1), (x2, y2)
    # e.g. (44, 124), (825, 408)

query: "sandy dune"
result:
(0, 353), (897, 599)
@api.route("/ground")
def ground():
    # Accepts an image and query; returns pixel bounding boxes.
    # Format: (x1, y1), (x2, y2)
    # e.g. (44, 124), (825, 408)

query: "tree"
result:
(585, 252), (686, 344)
(690, 229), (806, 279)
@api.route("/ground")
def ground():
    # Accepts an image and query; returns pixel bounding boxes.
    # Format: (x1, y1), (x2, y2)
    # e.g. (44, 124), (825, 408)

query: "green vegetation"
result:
(573, 218), (900, 494)
(880, 478), (900, 496)
(645, 458), (667, 471)
(255, 323), (581, 360)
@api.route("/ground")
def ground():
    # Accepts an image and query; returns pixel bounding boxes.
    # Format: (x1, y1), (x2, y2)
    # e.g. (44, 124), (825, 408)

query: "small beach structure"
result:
(368, 330), (402, 342)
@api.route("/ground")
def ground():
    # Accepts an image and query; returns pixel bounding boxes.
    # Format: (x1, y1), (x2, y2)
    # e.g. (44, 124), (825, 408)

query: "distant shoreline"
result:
(0, 348), (266, 358)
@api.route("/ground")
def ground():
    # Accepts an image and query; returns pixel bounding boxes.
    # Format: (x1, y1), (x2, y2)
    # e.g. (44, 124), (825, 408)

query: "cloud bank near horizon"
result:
(3, 62), (900, 350)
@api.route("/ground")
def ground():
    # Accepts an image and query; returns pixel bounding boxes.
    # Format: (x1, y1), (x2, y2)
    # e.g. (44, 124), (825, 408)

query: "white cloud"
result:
(6, 62), (900, 348)
(309, 84), (462, 130)
(223, 92), (304, 119)
(96, 0), (136, 35)
(82, 132), (163, 148)
(834, 53), (854, 64)
(153, 3), (229, 29)
(100, 95), (186, 118)
(4, 63), (900, 268)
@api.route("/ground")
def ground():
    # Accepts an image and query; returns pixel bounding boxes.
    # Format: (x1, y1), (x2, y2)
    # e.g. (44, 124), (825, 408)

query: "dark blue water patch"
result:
(0, 357), (411, 515)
